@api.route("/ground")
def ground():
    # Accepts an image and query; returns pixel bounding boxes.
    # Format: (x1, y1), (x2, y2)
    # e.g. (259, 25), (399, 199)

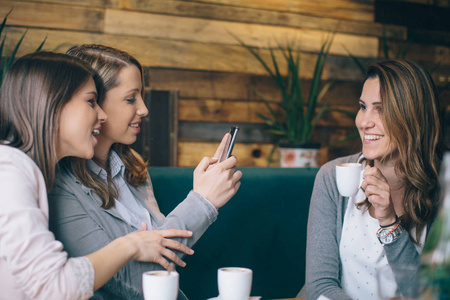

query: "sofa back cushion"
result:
(148, 166), (318, 299)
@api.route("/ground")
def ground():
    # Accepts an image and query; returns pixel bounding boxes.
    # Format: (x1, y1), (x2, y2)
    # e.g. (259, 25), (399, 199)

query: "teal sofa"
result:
(148, 167), (319, 300)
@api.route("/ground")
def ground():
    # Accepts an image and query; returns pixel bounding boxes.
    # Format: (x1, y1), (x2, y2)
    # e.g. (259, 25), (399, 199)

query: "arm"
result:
(148, 134), (242, 248)
(305, 162), (353, 300)
(0, 157), (93, 300)
(48, 183), (192, 299)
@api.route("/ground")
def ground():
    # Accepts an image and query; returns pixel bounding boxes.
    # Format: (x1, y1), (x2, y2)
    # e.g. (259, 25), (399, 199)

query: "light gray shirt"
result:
(87, 151), (152, 230)
(49, 157), (218, 300)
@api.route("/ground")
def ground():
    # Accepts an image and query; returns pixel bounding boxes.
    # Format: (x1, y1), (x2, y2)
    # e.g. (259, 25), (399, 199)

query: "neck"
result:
(94, 137), (113, 169)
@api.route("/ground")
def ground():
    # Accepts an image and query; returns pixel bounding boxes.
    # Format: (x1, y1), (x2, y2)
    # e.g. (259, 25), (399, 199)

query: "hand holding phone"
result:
(218, 126), (239, 162)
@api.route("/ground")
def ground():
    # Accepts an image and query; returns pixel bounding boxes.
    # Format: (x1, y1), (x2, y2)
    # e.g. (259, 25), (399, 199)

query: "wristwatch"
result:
(377, 224), (404, 245)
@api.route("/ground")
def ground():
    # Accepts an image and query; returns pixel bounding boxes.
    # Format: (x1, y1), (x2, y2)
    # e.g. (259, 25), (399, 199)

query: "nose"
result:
(136, 96), (149, 117)
(356, 110), (375, 130)
(96, 105), (108, 123)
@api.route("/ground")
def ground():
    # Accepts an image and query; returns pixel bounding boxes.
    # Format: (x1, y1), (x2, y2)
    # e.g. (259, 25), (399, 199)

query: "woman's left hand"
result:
(361, 166), (397, 226)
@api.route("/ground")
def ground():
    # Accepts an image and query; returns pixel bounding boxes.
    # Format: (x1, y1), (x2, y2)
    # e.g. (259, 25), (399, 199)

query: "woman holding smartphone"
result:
(0, 51), (193, 300)
(48, 44), (242, 299)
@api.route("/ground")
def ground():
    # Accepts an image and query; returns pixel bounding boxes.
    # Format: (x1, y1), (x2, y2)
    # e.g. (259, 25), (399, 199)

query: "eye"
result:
(87, 99), (96, 107)
(126, 98), (137, 103)
(359, 102), (366, 111)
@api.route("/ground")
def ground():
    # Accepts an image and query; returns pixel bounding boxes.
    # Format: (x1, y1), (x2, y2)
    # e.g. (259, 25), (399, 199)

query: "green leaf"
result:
(343, 45), (366, 78)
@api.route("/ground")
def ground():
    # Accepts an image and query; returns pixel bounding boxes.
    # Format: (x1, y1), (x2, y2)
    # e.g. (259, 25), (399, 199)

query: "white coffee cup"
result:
(142, 270), (179, 300)
(336, 163), (363, 197)
(218, 267), (252, 300)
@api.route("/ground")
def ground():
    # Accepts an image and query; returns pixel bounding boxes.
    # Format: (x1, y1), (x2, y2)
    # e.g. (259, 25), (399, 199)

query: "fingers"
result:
(213, 133), (230, 159)
(195, 157), (218, 174)
(161, 238), (194, 256)
(137, 222), (147, 231)
(161, 248), (187, 267)
(219, 155), (238, 169)
(157, 229), (193, 238)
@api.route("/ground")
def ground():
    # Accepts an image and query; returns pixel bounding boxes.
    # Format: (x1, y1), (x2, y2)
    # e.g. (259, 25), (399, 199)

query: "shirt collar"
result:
(87, 150), (125, 178)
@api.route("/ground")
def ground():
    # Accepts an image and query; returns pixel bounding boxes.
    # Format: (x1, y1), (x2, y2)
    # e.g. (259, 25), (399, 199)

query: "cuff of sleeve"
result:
(68, 256), (94, 300)
(188, 190), (218, 224)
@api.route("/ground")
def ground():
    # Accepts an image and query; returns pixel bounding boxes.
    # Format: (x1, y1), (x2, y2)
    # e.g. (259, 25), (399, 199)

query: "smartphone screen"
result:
(219, 126), (239, 162)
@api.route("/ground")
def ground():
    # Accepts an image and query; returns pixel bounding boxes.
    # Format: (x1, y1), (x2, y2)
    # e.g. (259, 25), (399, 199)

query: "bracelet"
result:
(379, 215), (399, 228)
(377, 218), (401, 235)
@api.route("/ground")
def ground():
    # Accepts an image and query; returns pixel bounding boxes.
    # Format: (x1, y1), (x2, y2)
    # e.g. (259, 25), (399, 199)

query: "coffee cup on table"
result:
(336, 163), (363, 197)
(218, 267), (252, 300)
(142, 270), (179, 300)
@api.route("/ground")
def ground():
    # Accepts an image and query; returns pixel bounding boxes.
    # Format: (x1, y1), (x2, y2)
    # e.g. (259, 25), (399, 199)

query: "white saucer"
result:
(207, 297), (261, 300)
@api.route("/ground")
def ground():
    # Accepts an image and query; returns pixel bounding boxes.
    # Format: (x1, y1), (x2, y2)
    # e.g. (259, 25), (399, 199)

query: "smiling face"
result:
(355, 77), (398, 163)
(94, 64), (148, 157)
(57, 78), (107, 160)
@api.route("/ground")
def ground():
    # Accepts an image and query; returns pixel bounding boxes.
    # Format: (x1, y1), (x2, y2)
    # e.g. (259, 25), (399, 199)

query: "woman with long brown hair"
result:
(0, 51), (194, 300)
(49, 45), (242, 299)
(303, 59), (444, 300)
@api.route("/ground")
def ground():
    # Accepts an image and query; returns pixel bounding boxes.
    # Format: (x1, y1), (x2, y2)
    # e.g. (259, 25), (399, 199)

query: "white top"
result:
(0, 145), (94, 300)
(339, 187), (389, 300)
(339, 156), (426, 300)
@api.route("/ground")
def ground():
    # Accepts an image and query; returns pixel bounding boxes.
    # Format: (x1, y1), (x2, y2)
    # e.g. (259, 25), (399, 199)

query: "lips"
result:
(364, 134), (383, 141)
(130, 120), (142, 128)
(92, 126), (101, 136)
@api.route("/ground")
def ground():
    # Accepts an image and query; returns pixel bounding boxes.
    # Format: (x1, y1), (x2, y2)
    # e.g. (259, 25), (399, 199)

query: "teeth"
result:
(365, 135), (382, 141)
(130, 123), (140, 128)
(92, 129), (100, 136)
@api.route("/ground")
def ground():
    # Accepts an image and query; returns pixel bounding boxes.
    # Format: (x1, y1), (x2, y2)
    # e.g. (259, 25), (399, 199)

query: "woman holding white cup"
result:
(302, 60), (445, 300)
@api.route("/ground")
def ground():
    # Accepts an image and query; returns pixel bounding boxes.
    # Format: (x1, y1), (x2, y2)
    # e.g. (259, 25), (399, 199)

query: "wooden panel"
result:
(178, 99), (357, 127)
(178, 140), (334, 167)
(104, 9), (379, 58)
(2, 27), (325, 78)
(178, 141), (278, 167)
(378, 41), (450, 65)
(148, 68), (364, 106)
(0, 1), (104, 31)
(13, 0), (120, 8)
(183, 0), (375, 22)
(123, 0), (405, 40)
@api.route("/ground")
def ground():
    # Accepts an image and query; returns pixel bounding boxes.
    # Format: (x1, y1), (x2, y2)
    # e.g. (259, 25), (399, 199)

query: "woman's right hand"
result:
(193, 134), (243, 209)
(124, 223), (194, 269)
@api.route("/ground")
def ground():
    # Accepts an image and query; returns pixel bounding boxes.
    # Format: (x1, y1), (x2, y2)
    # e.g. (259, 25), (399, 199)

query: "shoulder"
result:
(0, 145), (42, 181)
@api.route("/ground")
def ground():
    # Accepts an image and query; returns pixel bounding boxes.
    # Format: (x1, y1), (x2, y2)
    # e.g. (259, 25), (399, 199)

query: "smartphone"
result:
(219, 126), (239, 162)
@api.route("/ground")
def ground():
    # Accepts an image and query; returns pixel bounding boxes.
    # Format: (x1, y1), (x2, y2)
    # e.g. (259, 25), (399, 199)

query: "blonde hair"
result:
(365, 59), (444, 243)
(64, 44), (148, 209)
(0, 52), (103, 190)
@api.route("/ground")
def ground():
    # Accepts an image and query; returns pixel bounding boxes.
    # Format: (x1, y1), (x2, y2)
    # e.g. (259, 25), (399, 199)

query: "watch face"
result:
(383, 234), (394, 244)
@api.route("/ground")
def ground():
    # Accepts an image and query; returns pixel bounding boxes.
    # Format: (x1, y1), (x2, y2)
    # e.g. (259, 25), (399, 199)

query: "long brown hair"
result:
(64, 44), (148, 209)
(365, 59), (444, 243)
(0, 51), (103, 190)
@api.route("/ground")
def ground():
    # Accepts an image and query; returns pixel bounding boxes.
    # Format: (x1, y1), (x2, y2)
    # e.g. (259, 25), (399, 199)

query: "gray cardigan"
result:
(48, 164), (218, 300)
(304, 153), (422, 300)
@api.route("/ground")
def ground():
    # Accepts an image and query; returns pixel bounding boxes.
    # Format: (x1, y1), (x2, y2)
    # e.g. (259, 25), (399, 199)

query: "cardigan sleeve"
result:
(305, 160), (353, 300)
(0, 151), (94, 300)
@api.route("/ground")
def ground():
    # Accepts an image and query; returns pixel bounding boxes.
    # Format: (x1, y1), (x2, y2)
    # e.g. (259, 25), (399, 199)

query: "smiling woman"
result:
(0, 51), (195, 300)
(303, 59), (445, 300)
(48, 44), (242, 300)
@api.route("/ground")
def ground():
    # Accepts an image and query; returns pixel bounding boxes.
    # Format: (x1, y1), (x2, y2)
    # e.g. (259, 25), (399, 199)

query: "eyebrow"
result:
(125, 88), (140, 94)
(359, 99), (382, 105)
(87, 91), (98, 98)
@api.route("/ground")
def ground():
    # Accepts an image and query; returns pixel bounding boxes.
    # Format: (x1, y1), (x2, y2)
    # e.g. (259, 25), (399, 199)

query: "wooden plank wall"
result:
(1, 0), (449, 166)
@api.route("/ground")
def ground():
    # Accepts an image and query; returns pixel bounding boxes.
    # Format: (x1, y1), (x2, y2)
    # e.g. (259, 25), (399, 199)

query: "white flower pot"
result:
(279, 145), (320, 168)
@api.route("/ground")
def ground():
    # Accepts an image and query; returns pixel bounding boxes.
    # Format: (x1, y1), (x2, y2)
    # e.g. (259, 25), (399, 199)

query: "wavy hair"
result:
(0, 51), (103, 190)
(364, 59), (444, 243)
(63, 44), (148, 209)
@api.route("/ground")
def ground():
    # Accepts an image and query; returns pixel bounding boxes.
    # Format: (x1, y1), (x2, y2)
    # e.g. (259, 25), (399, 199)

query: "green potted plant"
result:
(235, 34), (338, 167)
(1, 10), (46, 85)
